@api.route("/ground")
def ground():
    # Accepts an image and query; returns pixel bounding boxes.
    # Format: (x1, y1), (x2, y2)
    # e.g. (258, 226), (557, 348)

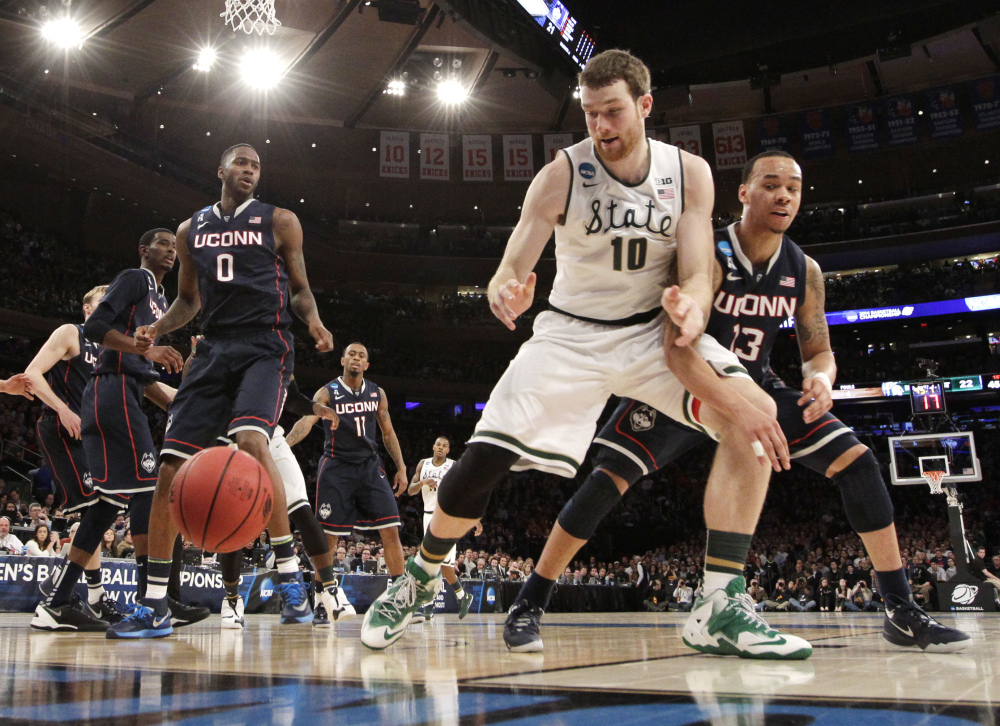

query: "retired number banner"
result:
(669, 125), (702, 156)
(420, 133), (450, 181)
(712, 121), (747, 170)
(379, 130), (410, 179)
(543, 133), (574, 164)
(503, 135), (534, 181)
(462, 135), (493, 181)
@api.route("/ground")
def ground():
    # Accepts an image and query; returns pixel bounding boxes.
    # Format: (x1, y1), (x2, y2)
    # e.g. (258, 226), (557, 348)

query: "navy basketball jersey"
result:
(93, 268), (168, 381)
(187, 199), (291, 336)
(323, 378), (381, 462)
(46, 325), (99, 416)
(707, 223), (807, 383)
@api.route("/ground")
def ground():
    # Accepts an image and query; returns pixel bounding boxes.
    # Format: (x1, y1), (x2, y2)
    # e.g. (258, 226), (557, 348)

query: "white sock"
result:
(704, 571), (738, 594)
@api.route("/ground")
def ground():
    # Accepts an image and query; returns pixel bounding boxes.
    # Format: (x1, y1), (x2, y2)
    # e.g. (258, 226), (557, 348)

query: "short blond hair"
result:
(83, 285), (108, 306)
(578, 49), (651, 101)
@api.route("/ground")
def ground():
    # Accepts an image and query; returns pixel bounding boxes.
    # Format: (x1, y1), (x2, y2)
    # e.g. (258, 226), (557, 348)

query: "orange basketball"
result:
(169, 447), (274, 553)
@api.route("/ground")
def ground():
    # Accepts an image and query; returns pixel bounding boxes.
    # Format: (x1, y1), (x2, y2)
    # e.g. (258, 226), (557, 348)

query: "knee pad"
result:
(436, 443), (519, 520)
(290, 507), (329, 559)
(128, 491), (154, 536)
(831, 449), (894, 533)
(557, 468), (626, 541)
(73, 499), (122, 556)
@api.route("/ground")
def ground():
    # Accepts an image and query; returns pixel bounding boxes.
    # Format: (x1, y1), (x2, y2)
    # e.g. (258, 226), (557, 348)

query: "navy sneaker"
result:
(313, 603), (331, 628)
(31, 594), (109, 633)
(93, 595), (135, 625)
(277, 579), (314, 624)
(106, 603), (173, 639)
(883, 595), (971, 653)
(503, 600), (544, 653)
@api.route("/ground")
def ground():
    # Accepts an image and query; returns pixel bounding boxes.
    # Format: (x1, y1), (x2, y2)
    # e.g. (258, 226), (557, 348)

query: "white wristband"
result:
(812, 371), (833, 392)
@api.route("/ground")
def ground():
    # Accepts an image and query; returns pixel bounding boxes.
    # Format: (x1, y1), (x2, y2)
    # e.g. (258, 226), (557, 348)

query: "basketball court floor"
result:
(0, 610), (996, 724)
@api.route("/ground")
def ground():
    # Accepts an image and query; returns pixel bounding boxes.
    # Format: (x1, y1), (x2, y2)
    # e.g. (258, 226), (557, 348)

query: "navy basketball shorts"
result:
(36, 414), (97, 514)
(768, 383), (861, 475)
(593, 398), (707, 477)
(161, 330), (293, 460)
(81, 374), (159, 498)
(315, 455), (401, 537)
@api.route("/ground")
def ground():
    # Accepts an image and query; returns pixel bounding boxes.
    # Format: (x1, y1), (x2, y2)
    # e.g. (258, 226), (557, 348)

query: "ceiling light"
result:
(241, 48), (283, 89)
(193, 47), (216, 72)
(436, 79), (468, 105)
(41, 18), (84, 49)
(386, 79), (406, 96)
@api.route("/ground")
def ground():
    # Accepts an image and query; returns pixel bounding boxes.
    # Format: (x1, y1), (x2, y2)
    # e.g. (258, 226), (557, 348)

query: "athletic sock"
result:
(874, 568), (911, 605)
(515, 572), (556, 611)
(85, 568), (105, 605)
(144, 558), (172, 603)
(48, 560), (85, 608)
(135, 554), (148, 602)
(224, 580), (240, 608)
(167, 536), (183, 601)
(415, 531), (458, 578)
(704, 529), (753, 593)
(452, 582), (466, 600)
(272, 536), (299, 583)
(317, 564), (339, 594)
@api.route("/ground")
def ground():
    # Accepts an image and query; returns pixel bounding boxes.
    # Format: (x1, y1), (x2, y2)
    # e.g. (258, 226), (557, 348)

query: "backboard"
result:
(888, 431), (982, 485)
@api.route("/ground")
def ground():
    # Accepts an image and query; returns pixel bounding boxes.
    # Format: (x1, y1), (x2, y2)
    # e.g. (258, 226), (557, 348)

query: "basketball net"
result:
(922, 470), (946, 496)
(221, 0), (281, 35)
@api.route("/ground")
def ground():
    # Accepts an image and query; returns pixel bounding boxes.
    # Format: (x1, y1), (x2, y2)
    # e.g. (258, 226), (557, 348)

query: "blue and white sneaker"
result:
(106, 603), (173, 639)
(277, 579), (314, 624)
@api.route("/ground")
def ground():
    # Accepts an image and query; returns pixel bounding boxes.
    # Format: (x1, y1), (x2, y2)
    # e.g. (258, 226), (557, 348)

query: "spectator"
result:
(849, 580), (880, 612)
(669, 581), (694, 612)
(116, 529), (135, 558)
(471, 557), (487, 578)
(968, 546), (1000, 601)
(332, 546), (349, 570)
(790, 578), (817, 612)
(0, 516), (23, 554)
(763, 579), (793, 611)
(3, 502), (22, 526)
(644, 579), (669, 612)
(835, 578), (852, 611)
(26, 502), (47, 529)
(25, 523), (58, 557)
(817, 577), (835, 611)
(98, 529), (117, 559)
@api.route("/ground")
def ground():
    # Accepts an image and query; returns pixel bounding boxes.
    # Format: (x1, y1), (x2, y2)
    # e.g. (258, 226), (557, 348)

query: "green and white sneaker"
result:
(361, 557), (440, 650)
(681, 578), (812, 660)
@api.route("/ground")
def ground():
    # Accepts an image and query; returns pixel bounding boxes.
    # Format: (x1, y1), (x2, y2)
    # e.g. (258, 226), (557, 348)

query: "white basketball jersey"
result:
(550, 138), (683, 321)
(419, 458), (455, 513)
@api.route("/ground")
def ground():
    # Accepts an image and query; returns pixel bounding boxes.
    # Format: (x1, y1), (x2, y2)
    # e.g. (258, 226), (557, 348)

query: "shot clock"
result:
(910, 381), (946, 415)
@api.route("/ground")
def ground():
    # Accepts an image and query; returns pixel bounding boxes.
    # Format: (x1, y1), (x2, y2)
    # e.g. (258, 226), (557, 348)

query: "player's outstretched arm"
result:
(138, 220), (201, 345)
(0, 374), (33, 399)
(488, 155), (568, 330)
(795, 256), (835, 423)
(23, 324), (82, 437)
(669, 152), (715, 346)
(407, 459), (426, 496)
(143, 382), (176, 411)
(274, 208), (333, 353)
(284, 386), (328, 447)
(284, 376), (339, 426)
(375, 388), (407, 495)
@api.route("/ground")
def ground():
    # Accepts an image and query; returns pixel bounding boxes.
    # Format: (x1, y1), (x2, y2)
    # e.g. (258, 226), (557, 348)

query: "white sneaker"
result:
(221, 596), (245, 630)
(323, 586), (356, 622)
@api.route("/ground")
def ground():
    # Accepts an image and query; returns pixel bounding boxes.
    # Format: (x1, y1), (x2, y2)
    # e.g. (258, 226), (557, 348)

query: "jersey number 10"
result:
(610, 236), (647, 271)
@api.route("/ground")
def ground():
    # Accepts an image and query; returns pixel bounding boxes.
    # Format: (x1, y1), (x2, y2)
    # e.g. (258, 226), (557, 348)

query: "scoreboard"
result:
(514, 0), (596, 69)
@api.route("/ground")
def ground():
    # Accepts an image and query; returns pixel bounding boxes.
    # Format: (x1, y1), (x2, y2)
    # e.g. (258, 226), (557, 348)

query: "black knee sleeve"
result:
(557, 468), (627, 540)
(218, 550), (242, 584)
(290, 507), (329, 559)
(73, 499), (122, 556)
(591, 447), (644, 488)
(436, 443), (519, 520)
(831, 449), (894, 534)
(128, 491), (153, 536)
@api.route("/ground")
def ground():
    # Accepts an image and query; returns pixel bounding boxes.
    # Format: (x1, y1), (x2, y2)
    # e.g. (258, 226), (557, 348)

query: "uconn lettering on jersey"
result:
(335, 401), (379, 415)
(584, 198), (673, 238)
(192, 231), (264, 248)
(714, 291), (797, 319)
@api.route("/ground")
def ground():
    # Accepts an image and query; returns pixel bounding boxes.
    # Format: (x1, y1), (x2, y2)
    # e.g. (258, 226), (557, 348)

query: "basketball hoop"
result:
(922, 470), (947, 496)
(221, 0), (281, 35)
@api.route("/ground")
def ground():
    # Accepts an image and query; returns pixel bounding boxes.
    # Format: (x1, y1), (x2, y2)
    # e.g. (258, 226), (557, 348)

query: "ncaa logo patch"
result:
(319, 503), (332, 520)
(717, 240), (733, 257)
(630, 404), (657, 432)
(141, 452), (156, 473)
(952, 584), (978, 605)
(578, 162), (596, 179)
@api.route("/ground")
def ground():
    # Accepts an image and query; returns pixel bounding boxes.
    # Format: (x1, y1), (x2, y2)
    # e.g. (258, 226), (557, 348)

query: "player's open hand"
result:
(393, 471), (408, 497)
(490, 272), (536, 331)
(661, 286), (704, 347)
(310, 320), (334, 353)
(0, 373), (34, 399)
(798, 376), (833, 423)
(313, 403), (339, 428)
(728, 399), (790, 472)
(144, 345), (184, 374)
(59, 409), (82, 440)
(134, 324), (158, 352)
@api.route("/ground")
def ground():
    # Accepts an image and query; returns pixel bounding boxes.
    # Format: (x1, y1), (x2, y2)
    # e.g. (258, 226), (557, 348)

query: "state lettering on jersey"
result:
(192, 232), (264, 248)
(713, 291), (797, 319)
(584, 198), (673, 238)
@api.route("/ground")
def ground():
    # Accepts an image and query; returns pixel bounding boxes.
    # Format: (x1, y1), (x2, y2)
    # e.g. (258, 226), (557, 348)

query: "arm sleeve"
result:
(284, 377), (317, 418)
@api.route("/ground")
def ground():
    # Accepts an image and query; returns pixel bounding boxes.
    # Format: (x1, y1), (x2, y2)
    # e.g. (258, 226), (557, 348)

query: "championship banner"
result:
(462, 134), (493, 181)
(543, 133), (574, 164)
(756, 115), (789, 152)
(924, 86), (963, 139)
(419, 133), (450, 181)
(799, 108), (835, 159)
(844, 103), (880, 153)
(669, 124), (702, 156)
(711, 120), (747, 170)
(379, 130), (410, 179)
(502, 134), (535, 181)
(881, 95), (920, 147)
(968, 76), (1000, 131)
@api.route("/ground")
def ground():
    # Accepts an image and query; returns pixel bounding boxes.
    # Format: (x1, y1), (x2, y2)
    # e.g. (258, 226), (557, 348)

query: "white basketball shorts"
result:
(468, 311), (750, 477)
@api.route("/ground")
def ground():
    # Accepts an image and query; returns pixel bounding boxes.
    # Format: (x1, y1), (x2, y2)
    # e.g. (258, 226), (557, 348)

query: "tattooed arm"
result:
(794, 256), (835, 423)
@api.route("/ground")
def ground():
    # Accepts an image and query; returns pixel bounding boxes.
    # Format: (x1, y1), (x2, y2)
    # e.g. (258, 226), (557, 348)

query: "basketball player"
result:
(105, 144), (337, 638)
(503, 150), (970, 654)
(407, 436), (476, 621)
(32, 230), (204, 632)
(285, 343), (409, 592)
(361, 50), (804, 655)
